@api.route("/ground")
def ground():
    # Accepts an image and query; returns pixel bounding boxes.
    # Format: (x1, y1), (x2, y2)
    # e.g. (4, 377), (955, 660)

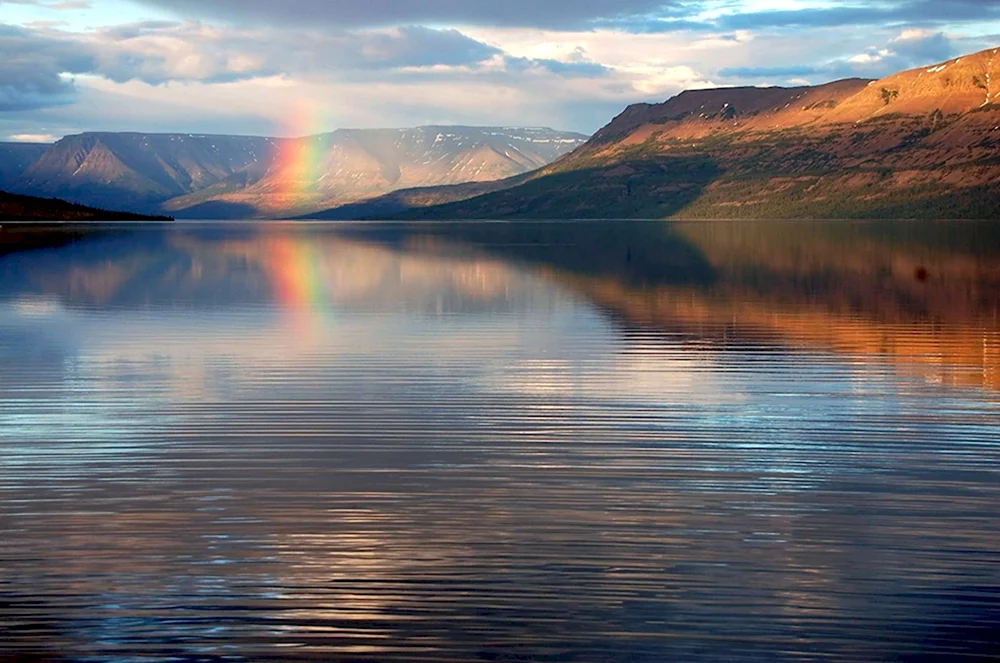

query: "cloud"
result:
(131, 0), (687, 30)
(0, 18), (674, 133)
(0, 18), (635, 112)
(123, 0), (1000, 34)
(714, 0), (1000, 31)
(716, 29), (959, 83)
(890, 29), (955, 63)
(504, 52), (612, 79)
(0, 23), (94, 110)
(0, 20), (513, 102)
(0, 0), (90, 6)
(0, 83), (75, 112)
(5, 132), (59, 142)
(0, 81), (75, 112)
(1, 1), (995, 136)
(717, 65), (825, 79)
(833, 30), (957, 76)
(351, 26), (501, 68)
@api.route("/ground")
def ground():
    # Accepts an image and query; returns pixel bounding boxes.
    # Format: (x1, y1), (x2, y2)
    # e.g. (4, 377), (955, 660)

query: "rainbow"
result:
(265, 235), (332, 331)
(275, 104), (332, 209)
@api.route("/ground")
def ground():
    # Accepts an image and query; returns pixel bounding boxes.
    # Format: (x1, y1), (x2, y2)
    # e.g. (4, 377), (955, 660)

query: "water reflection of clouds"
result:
(2, 224), (1000, 661)
(0, 231), (582, 404)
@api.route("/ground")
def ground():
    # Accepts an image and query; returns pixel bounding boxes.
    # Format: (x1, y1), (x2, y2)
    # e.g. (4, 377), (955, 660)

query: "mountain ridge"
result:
(328, 46), (1000, 220)
(10, 127), (587, 219)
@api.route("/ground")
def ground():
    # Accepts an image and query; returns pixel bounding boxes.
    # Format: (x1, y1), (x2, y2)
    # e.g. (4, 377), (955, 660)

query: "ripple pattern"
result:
(1, 222), (999, 662)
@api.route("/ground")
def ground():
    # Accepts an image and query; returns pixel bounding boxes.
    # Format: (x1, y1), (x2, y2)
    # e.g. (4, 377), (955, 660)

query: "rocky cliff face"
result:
(11, 127), (586, 218)
(388, 46), (1000, 220)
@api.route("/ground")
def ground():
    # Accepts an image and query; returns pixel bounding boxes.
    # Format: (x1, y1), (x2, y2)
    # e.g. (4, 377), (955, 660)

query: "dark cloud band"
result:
(130, 0), (684, 29)
(128, 0), (1000, 32)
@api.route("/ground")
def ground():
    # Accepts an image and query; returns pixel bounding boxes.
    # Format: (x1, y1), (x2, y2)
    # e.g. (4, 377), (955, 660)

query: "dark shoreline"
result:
(1, 188), (173, 256)
(0, 223), (113, 256)
(1, 191), (173, 224)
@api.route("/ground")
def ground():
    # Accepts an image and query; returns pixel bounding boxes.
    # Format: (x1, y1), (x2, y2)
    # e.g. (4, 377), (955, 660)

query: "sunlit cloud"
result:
(6, 132), (59, 142)
(1, 0), (998, 135)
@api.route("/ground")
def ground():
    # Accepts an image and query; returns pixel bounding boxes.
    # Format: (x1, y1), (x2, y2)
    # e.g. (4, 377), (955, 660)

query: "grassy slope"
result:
(390, 121), (1000, 221)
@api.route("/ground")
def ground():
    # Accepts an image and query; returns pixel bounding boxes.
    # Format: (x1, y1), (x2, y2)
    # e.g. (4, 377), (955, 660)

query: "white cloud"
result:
(6, 132), (58, 141)
(849, 48), (891, 64)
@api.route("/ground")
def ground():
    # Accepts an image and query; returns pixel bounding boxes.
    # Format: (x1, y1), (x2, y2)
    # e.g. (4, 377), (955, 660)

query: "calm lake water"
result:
(1, 220), (999, 662)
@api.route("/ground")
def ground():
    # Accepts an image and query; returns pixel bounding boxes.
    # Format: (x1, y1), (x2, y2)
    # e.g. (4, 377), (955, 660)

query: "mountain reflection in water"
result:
(0, 220), (998, 663)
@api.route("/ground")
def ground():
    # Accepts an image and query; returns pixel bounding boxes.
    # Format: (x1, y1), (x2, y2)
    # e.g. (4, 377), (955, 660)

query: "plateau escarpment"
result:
(369, 46), (1000, 220)
(11, 127), (587, 219)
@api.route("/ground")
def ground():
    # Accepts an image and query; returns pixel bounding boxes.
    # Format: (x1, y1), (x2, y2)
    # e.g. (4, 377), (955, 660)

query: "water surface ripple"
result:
(1, 221), (999, 662)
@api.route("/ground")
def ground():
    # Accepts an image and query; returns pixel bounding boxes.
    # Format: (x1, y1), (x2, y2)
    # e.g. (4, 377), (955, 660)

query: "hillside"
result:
(301, 173), (532, 220)
(15, 133), (280, 215)
(0, 190), (172, 222)
(0, 142), (49, 190)
(164, 127), (584, 218)
(10, 127), (586, 219)
(361, 46), (1000, 220)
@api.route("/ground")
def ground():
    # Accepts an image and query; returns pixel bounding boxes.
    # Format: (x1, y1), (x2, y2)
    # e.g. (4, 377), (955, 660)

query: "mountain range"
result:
(3, 46), (1000, 221)
(1, 127), (587, 219)
(349, 46), (1000, 220)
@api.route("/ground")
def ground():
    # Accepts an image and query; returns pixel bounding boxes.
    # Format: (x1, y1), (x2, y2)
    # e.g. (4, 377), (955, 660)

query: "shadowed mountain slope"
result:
(0, 142), (49, 190)
(16, 133), (276, 214)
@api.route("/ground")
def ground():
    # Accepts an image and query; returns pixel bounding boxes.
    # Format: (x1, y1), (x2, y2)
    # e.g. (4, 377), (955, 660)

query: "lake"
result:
(1, 220), (998, 662)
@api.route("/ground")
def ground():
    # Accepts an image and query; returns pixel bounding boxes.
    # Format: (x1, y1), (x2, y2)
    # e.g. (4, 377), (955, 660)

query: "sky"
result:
(1, 0), (1000, 141)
